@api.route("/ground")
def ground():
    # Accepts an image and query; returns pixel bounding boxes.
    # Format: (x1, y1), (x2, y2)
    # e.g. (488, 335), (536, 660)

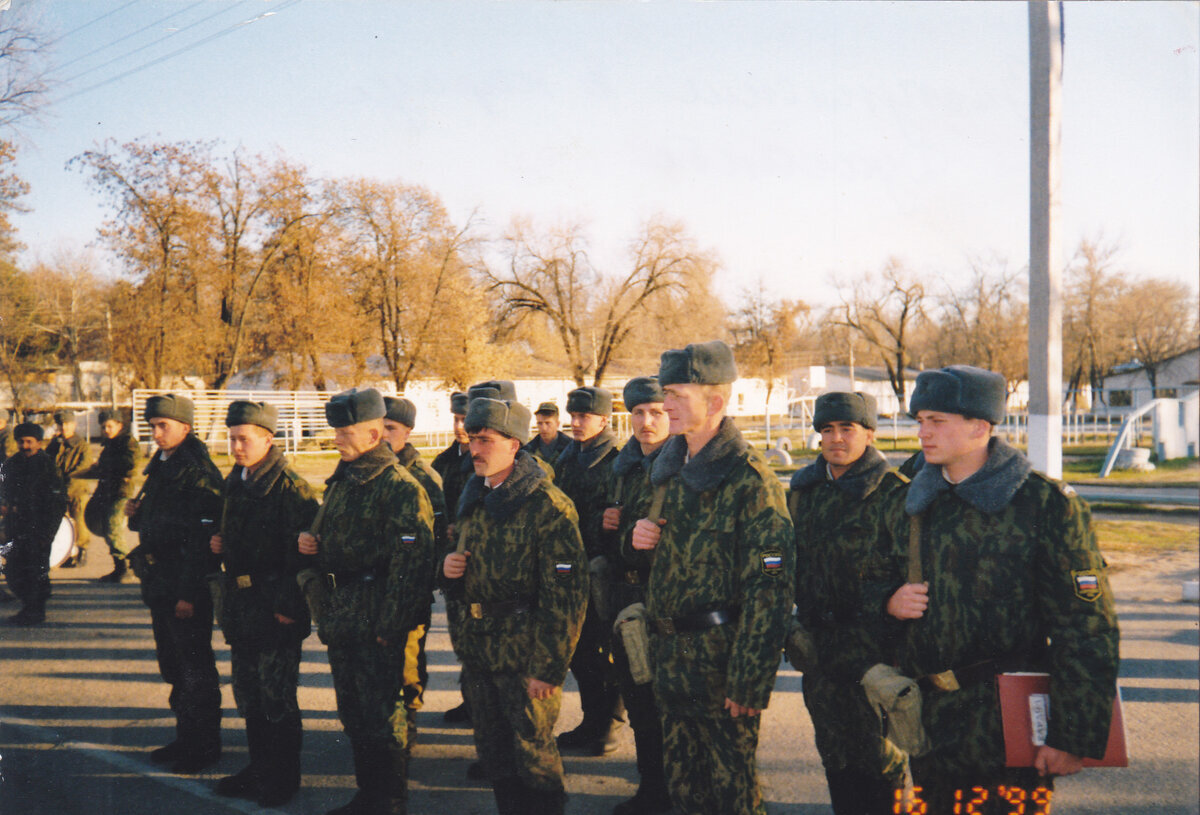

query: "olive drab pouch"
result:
(784, 618), (818, 673)
(613, 602), (653, 685)
(861, 662), (931, 757)
(296, 567), (328, 622)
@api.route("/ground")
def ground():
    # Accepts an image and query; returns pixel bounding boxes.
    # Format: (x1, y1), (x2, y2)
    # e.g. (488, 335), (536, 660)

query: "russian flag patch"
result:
(1072, 570), (1102, 602)
(556, 563), (573, 574)
(761, 552), (784, 577)
(401, 535), (416, 545)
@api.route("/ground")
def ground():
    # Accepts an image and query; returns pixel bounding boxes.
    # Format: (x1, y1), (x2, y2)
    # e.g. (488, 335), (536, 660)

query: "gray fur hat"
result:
(225, 400), (278, 434)
(383, 396), (417, 428)
(450, 391), (469, 416)
(53, 409), (76, 425)
(908, 365), (1007, 424)
(468, 380), (518, 402)
(144, 394), (195, 426)
(325, 388), (385, 428)
(566, 386), (613, 417)
(464, 398), (532, 443)
(623, 376), (664, 411)
(13, 422), (43, 440)
(658, 340), (738, 386)
(98, 408), (123, 425)
(813, 392), (878, 431)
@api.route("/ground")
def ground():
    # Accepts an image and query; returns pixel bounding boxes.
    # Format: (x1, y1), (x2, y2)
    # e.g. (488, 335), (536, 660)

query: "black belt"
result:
(467, 598), (534, 620)
(325, 567), (384, 590)
(652, 608), (738, 636)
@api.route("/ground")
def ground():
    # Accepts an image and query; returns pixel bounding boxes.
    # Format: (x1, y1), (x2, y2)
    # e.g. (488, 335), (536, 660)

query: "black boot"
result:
(257, 714), (303, 807)
(327, 743), (373, 815)
(172, 713), (222, 773)
(521, 782), (567, 815)
(442, 699), (471, 725)
(375, 743), (407, 815)
(215, 715), (265, 798)
(99, 558), (129, 583)
(614, 719), (671, 814)
(150, 719), (185, 764)
(491, 776), (524, 815)
(558, 683), (624, 755)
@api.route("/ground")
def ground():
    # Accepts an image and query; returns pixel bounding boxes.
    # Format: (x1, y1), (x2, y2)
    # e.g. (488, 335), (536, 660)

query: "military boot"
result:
(215, 715), (265, 798)
(327, 743), (373, 815)
(98, 558), (129, 583)
(521, 783), (567, 815)
(258, 715), (303, 807)
(490, 776), (524, 815)
(172, 712), (222, 773)
(373, 743), (407, 815)
(150, 719), (185, 764)
(613, 725), (672, 815)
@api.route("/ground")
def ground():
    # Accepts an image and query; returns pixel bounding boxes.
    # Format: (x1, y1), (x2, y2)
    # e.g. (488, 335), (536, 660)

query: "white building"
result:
(1098, 347), (1200, 414)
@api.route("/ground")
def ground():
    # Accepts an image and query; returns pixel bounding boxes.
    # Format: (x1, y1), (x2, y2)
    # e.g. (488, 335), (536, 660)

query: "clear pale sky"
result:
(11, 0), (1199, 308)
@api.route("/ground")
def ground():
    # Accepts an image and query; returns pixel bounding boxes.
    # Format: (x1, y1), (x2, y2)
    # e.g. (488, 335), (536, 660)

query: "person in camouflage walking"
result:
(523, 402), (570, 467)
(46, 409), (93, 567)
(297, 388), (435, 815)
(878, 365), (1119, 813)
(126, 395), (225, 772)
(631, 340), (795, 815)
(789, 392), (908, 814)
(1, 422), (67, 625)
(554, 385), (624, 756)
(81, 409), (141, 583)
(382, 395), (446, 752)
(603, 376), (672, 815)
(210, 401), (318, 807)
(441, 397), (587, 815)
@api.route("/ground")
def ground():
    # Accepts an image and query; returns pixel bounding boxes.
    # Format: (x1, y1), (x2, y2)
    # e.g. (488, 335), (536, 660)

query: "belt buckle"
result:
(326, 573), (337, 590)
(929, 669), (960, 692)
(469, 603), (483, 620)
(236, 574), (252, 589)
(658, 617), (676, 636)
(625, 571), (640, 584)
(145, 554), (156, 566)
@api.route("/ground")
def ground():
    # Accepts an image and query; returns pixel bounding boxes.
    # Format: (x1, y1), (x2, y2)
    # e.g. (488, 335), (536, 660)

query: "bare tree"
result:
(833, 258), (927, 403)
(0, 264), (47, 411)
(490, 217), (715, 386)
(28, 250), (108, 400)
(1063, 238), (1130, 406)
(1122, 277), (1198, 392)
(731, 281), (812, 406)
(934, 259), (1028, 391)
(0, 10), (51, 131)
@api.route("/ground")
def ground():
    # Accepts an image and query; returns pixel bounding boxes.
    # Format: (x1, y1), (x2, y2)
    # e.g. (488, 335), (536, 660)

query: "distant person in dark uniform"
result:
(523, 402), (570, 467)
(81, 409), (141, 583)
(46, 409), (92, 567)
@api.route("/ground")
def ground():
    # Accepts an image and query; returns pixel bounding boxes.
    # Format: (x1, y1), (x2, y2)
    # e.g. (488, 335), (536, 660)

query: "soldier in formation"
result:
(210, 401), (318, 807)
(297, 387), (435, 815)
(0, 407), (17, 463)
(604, 376), (673, 815)
(554, 386), (624, 756)
(631, 340), (795, 815)
(1, 422), (66, 625)
(46, 409), (93, 567)
(382, 395), (446, 751)
(440, 396), (587, 815)
(126, 395), (225, 772)
(876, 365), (1120, 812)
(523, 401), (571, 466)
(788, 392), (908, 814)
(81, 408), (141, 583)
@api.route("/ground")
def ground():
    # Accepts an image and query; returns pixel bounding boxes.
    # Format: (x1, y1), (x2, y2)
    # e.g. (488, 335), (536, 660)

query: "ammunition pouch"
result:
(861, 663), (931, 757)
(613, 602), (653, 685)
(296, 567), (328, 622)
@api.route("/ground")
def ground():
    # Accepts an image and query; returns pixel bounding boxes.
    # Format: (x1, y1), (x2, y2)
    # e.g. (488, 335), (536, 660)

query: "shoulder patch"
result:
(1059, 482), (1077, 497)
(400, 533), (417, 545)
(1071, 569), (1102, 602)
(760, 550), (785, 577)
(555, 562), (574, 580)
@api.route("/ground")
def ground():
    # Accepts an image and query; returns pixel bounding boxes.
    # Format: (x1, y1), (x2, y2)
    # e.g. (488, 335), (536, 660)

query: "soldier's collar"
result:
(456, 450), (545, 521)
(651, 416), (748, 492)
(613, 435), (663, 477)
(327, 442), (397, 486)
(790, 446), (888, 500)
(905, 437), (1031, 515)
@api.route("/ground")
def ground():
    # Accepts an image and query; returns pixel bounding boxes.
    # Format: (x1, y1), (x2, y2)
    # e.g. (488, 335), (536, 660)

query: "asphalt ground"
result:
(1, 545), (1197, 815)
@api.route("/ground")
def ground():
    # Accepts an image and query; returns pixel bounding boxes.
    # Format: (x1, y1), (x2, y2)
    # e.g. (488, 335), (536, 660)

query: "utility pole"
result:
(1028, 1), (1064, 477)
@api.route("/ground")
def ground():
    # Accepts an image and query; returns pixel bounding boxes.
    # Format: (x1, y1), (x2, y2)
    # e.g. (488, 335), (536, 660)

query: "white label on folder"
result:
(1029, 693), (1050, 746)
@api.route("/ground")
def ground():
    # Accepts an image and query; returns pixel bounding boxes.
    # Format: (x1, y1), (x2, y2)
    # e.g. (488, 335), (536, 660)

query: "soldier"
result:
(210, 401), (318, 807)
(431, 391), (471, 528)
(440, 397), (587, 815)
(603, 376), (672, 815)
(46, 409), (93, 567)
(1, 422), (67, 625)
(0, 407), (17, 463)
(789, 392), (907, 814)
(125, 395), (224, 772)
(877, 365), (1119, 812)
(297, 388), (435, 815)
(630, 340), (795, 815)
(382, 395), (446, 751)
(523, 402), (570, 466)
(81, 409), (141, 583)
(553, 385), (623, 755)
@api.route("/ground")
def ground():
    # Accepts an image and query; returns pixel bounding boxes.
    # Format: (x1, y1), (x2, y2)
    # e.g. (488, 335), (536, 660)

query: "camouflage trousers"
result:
(65, 483), (89, 548)
(328, 641), (408, 751)
(662, 713), (765, 815)
(803, 670), (907, 782)
(230, 640), (302, 724)
(84, 494), (130, 560)
(906, 760), (1053, 815)
(461, 666), (566, 793)
(5, 536), (51, 610)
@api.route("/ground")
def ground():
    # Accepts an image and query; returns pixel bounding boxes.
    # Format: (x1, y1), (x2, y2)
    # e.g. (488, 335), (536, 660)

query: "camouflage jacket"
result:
(608, 437), (664, 610)
(790, 447), (908, 774)
(645, 417), (795, 715)
(431, 441), (472, 533)
(877, 438), (1119, 775)
(127, 434), (223, 609)
(80, 432), (141, 501)
(523, 431), (570, 470)
(790, 446), (907, 681)
(396, 442), (447, 547)
(308, 442), (435, 647)
(554, 428), (618, 558)
(0, 450), (67, 544)
(46, 433), (92, 486)
(217, 446), (319, 648)
(441, 451), (587, 686)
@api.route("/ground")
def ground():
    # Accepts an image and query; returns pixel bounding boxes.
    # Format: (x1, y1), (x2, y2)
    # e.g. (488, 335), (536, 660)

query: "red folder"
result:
(998, 672), (1127, 768)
